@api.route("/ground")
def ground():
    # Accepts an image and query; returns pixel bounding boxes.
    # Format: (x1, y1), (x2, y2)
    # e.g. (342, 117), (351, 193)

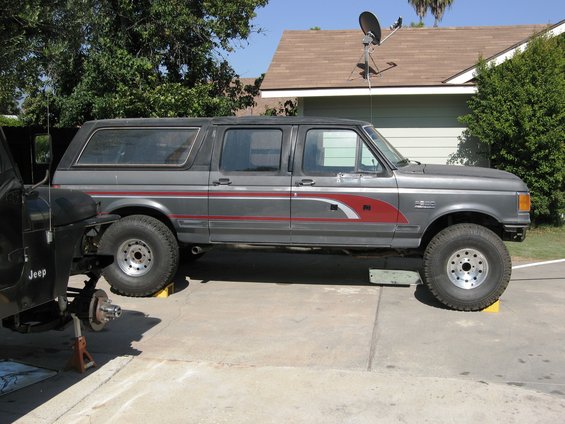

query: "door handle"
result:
(297, 179), (315, 186)
(213, 178), (232, 186)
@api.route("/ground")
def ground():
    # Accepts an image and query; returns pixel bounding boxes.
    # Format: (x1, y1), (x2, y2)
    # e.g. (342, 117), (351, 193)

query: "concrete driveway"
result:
(1, 250), (564, 423)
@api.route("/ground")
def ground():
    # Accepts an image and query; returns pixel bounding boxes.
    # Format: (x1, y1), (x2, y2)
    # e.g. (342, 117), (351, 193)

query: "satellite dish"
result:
(359, 11), (381, 45)
(356, 11), (402, 81)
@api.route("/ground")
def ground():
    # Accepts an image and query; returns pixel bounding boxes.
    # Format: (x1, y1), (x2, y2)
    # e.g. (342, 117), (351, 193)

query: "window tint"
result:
(220, 129), (282, 172)
(77, 128), (199, 166)
(303, 129), (382, 174)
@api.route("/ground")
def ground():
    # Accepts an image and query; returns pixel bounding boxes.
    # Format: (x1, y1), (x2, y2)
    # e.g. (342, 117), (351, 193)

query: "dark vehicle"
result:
(0, 128), (120, 333)
(54, 117), (531, 311)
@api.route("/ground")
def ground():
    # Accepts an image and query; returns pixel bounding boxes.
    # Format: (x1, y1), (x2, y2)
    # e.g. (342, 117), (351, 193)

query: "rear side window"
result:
(76, 128), (200, 166)
(220, 128), (282, 172)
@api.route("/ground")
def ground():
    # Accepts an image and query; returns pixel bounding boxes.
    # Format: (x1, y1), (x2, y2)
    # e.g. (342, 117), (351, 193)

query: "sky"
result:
(225, 0), (565, 78)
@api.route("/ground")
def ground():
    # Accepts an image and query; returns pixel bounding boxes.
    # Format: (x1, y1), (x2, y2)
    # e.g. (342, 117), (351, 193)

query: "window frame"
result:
(219, 127), (284, 174)
(301, 128), (385, 176)
(74, 126), (201, 168)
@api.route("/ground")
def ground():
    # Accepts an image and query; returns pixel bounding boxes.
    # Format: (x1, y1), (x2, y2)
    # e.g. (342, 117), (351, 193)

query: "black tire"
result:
(423, 223), (511, 311)
(99, 215), (179, 296)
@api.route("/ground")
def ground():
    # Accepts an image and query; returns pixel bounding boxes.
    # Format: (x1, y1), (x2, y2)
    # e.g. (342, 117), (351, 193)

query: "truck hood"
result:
(422, 164), (521, 180)
(395, 164), (528, 191)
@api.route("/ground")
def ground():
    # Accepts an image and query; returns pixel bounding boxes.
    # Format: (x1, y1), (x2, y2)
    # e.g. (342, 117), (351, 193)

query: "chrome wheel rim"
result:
(117, 239), (153, 277)
(447, 248), (488, 289)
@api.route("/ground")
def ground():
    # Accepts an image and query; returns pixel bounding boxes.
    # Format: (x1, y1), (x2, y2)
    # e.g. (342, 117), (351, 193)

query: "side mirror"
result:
(34, 134), (52, 165)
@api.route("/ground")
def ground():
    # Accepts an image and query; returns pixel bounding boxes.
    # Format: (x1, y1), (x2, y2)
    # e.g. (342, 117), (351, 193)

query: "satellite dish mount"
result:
(358, 11), (402, 80)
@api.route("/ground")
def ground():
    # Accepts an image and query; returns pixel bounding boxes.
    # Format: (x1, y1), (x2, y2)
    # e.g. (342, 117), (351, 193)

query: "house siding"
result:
(301, 94), (485, 165)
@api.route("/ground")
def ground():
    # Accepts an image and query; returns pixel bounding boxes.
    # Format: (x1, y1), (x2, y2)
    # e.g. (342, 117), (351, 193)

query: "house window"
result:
(220, 129), (282, 172)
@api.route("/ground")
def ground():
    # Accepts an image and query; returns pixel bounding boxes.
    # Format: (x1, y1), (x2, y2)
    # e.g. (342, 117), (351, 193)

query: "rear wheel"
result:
(423, 223), (511, 311)
(99, 215), (179, 296)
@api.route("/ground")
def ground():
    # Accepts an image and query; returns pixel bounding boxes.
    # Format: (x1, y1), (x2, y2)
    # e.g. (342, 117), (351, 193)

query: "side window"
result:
(76, 128), (200, 166)
(303, 129), (383, 174)
(220, 128), (282, 172)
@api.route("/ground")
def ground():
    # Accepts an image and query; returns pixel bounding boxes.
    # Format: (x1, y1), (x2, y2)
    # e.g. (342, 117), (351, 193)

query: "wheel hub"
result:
(446, 248), (488, 289)
(117, 239), (153, 277)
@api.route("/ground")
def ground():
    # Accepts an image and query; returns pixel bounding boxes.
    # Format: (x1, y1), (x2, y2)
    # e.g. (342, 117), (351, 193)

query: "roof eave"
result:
(261, 85), (477, 98)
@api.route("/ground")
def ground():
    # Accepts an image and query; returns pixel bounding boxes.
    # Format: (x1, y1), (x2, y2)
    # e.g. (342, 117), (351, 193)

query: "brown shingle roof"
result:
(262, 24), (550, 91)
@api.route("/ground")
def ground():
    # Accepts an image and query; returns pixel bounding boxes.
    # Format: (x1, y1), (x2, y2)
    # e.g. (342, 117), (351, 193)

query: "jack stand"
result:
(67, 314), (96, 373)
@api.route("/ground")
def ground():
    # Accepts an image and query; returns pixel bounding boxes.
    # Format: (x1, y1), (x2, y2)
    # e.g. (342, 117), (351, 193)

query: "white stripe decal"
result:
(293, 197), (359, 219)
(512, 259), (565, 270)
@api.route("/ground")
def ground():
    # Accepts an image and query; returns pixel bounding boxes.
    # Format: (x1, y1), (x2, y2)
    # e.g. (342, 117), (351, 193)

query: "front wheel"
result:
(423, 224), (511, 311)
(99, 215), (179, 296)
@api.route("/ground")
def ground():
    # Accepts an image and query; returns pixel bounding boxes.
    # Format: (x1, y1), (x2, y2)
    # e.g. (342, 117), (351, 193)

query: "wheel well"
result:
(108, 206), (176, 237)
(420, 212), (503, 250)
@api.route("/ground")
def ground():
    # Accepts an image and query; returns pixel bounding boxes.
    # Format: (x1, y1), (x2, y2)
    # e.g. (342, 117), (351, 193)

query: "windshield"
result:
(363, 125), (409, 167)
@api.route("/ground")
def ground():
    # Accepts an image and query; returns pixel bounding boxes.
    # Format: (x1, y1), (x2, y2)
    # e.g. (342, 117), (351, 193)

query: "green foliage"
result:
(2, 0), (267, 126)
(263, 100), (298, 117)
(407, 0), (454, 26)
(460, 33), (565, 225)
(0, 115), (23, 127)
(408, 0), (428, 24)
(429, 0), (454, 27)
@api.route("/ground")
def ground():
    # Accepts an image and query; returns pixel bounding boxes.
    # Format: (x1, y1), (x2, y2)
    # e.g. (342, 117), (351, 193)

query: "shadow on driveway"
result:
(0, 309), (160, 421)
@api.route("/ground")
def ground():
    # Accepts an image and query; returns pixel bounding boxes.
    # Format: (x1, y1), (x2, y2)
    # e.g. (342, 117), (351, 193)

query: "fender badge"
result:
(415, 200), (436, 209)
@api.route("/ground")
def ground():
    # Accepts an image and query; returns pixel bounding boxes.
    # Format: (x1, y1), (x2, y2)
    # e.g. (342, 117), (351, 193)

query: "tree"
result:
(0, 0), (42, 113)
(460, 33), (565, 225)
(429, 0), (454, 27)
(407, 0), (455, 27)
(407, 0), (428, 25)
(1, 0), (267, 127)
(263, 99), (297, 116)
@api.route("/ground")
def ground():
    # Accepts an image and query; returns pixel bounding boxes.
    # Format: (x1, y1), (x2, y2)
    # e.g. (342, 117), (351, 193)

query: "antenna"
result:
(46, 76), (53, 243)
(358, 11), (402, 80)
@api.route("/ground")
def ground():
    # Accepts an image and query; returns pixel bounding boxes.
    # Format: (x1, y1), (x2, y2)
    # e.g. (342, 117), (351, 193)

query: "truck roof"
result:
(83, 116), (372, 128)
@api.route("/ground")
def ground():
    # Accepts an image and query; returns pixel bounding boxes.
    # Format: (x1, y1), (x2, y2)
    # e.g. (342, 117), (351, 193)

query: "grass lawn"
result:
(506, 225), (565, 262)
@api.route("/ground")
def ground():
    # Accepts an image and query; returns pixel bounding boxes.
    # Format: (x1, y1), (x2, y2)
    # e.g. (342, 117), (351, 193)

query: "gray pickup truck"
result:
(53, 117), (530, 310)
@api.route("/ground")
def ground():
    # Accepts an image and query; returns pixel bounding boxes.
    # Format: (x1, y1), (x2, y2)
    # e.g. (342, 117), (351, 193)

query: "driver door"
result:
(291, 126), (404, 246)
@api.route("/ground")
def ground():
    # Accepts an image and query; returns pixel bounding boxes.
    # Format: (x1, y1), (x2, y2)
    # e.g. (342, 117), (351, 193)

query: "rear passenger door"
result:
(291, 126), (403, 247)
(208, 125), (292, 243)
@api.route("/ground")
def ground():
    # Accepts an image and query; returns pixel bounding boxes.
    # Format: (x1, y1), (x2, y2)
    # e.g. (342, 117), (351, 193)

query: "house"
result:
(261, 20), (564, 164)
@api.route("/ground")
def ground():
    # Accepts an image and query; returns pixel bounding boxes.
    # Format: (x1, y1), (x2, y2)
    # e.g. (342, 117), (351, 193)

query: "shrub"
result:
(460, 33), (565, 225)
